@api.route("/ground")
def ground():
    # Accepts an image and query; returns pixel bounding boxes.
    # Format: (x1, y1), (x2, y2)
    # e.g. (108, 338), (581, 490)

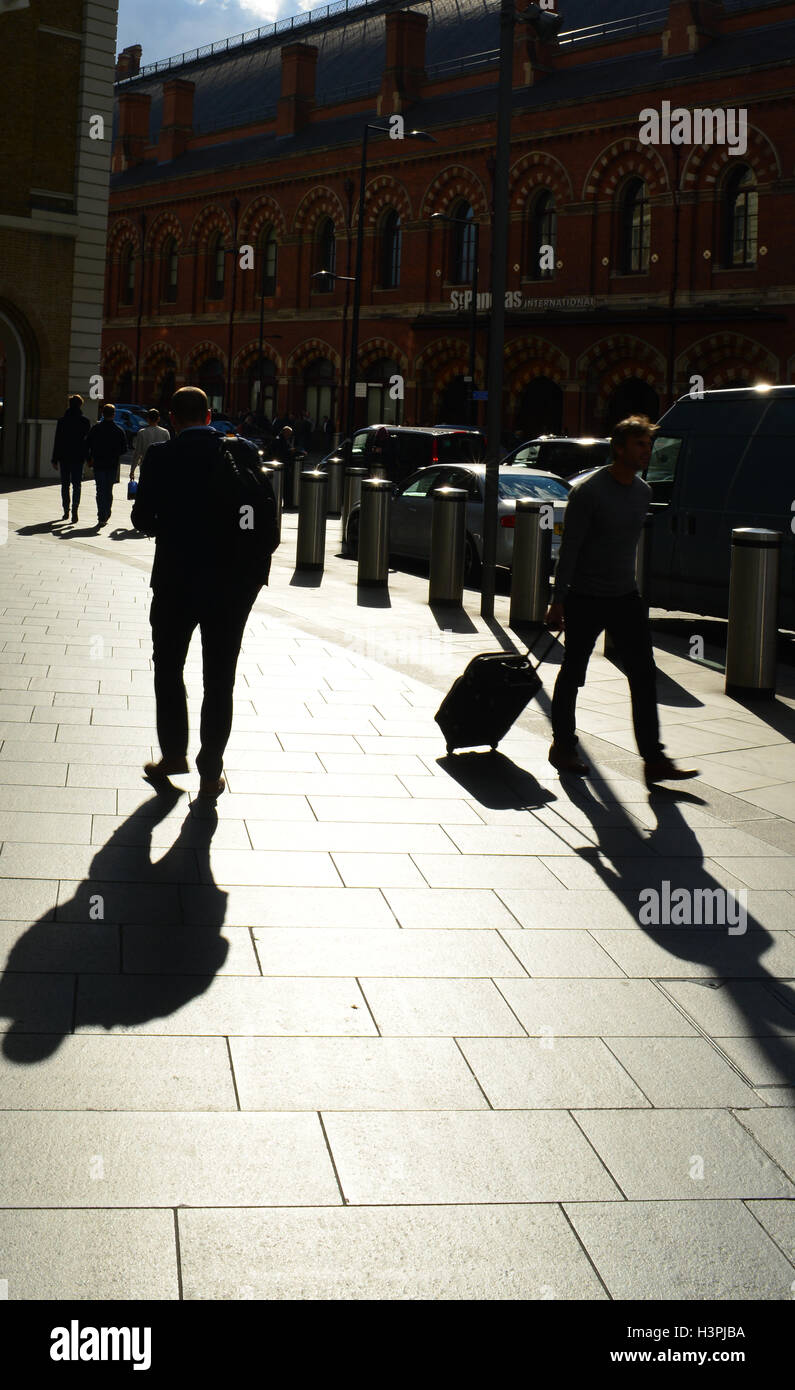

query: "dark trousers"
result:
(551, 590), (663, 763)
(59, 461), (83, 513)
(94, 467), (115, 520)
(149, 586), (256, 780)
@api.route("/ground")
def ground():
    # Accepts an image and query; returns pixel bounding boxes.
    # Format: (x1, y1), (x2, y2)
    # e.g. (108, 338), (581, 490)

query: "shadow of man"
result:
(556, 769), (795, 1090)
(0, 788), (228, 1064)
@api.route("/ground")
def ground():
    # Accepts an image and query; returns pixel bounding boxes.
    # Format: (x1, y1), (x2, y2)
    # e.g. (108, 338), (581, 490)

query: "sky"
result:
(116, 0), (317, 67)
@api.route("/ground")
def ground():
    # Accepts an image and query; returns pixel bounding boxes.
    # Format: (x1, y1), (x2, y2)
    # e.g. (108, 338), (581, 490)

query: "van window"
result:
(351, 431), (369, 461)
(646, 435), (683, 503)
(683, 400), (767, 436)
(435, 433), (485, 464)
(398, 433), (430, 472)
(680, 434), (751, 510)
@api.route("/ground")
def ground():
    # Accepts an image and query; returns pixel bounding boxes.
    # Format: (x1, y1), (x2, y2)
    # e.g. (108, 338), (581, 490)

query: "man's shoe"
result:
(198, 776), (225, 800)
(61, 509), (69, 521)
(548, 744), (589, 776)
(143, 757), (190, 784)
(71, 510), (78, 523)
(644, 757), (700, 787)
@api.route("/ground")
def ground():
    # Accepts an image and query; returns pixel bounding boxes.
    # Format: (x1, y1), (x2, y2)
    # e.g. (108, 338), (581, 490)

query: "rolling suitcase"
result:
(434, 630), (559, 755)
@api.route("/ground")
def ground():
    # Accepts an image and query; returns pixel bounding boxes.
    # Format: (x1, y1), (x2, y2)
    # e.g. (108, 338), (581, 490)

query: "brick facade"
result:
(0, 0), (118, 476)
(102, 0), (794, 441)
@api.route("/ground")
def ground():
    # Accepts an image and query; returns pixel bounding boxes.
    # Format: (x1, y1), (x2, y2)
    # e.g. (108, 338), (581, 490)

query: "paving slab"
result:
(603, 1037), (766, 1108)
(322, 1111), (623, 1204)
(229, 1037), (488, 1110)
(359, 977), (529, 1036)
(252, 926), (525, 977)
(732, 1110), (795, 1182)
(0, 1210), (179, 1300)
(0, 1112), (340, 1207)
(573, 1109), (793, 1199)
(177, 1204), (607, 1300)
(459, 1037), (648, 1108)
(495, 978), (698, 1036)
(0, 1035), (236, 1110)
(745, 1199), (795, 1265)
(564, 1200), (795, 1300)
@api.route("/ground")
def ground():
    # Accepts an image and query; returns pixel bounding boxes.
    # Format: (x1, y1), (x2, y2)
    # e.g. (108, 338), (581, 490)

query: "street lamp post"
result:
(345, 124), (435, 459)
(134, 210), (146, 403)
(430, 212), (480, 426)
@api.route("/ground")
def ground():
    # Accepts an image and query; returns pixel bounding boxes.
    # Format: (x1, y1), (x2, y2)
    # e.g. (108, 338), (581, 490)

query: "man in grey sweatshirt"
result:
(544, 415), (698, 788)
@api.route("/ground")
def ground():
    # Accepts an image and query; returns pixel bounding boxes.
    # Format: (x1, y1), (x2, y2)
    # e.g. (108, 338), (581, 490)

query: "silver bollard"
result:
(262, 461), (284, 539)
(296, 470), (327, 572)
(604, 512), (652, 656)
(325, 456), (345, 516)
(429, 487), (467, 607)
(291, 452), (307, 509)
(357, 477), (392, 588)
(725, 527), (781, 699)
(510, 498), (551, 627)
(341, 467), (367, 554)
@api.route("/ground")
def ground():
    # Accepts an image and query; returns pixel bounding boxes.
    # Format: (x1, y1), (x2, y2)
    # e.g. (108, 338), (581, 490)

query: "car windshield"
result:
(498, 474), (569, 501)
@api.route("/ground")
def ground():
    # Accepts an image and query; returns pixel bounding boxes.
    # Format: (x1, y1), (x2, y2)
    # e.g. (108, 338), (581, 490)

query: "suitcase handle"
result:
(524, 628), (561, 668)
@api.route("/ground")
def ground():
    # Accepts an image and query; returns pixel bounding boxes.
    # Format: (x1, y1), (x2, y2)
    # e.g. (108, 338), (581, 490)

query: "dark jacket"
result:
(131, 427), (271, 597)
(52, 408), (90, 466)
(87, 418), (127, 469)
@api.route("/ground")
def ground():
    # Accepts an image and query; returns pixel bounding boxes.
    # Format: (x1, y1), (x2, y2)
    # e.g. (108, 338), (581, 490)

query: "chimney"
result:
(112, 91), (152, 171)
(277, 44), (318, 136)
(158, 78), (195, 161)
(513, 4), (561, 86)
(662, 0), (724, 57)
(115, 44), (142, 80)
(378, 11), (427, 115)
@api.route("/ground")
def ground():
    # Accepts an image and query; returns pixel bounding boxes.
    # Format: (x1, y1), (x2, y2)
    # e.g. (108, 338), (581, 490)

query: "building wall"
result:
(0, 0), (118, 476)
(102, 2), (795, 440)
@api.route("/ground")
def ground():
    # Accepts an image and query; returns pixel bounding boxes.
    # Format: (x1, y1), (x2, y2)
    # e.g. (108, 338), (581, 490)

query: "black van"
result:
(321, 425), (486, 487)
(645, 386), (794, 628)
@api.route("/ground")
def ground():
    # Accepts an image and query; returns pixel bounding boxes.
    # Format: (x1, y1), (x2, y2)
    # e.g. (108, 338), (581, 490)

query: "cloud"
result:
(117, 0), (300, 66)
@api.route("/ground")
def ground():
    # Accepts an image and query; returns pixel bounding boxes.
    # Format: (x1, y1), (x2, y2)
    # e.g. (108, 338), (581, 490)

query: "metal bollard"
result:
(429, 487), (467, 606)
(357, 477), (392, 587)
(325, 456), (345, 516)
(604, 512), (652, 656)
(291, 452), (307, 509)
(341, 467), (367, 554)
(262, 462), (283, 539)
(725, 527), (781, 699)
(295, 470), (327, 571)
(510, 498), (551, 627)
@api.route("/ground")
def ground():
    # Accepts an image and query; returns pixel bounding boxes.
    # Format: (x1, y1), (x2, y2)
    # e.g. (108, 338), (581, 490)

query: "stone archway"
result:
(0, 302), (37, 476)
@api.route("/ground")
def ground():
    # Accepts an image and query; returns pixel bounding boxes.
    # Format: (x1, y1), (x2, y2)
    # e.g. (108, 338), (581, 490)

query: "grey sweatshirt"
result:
(553, 466), (651, 601)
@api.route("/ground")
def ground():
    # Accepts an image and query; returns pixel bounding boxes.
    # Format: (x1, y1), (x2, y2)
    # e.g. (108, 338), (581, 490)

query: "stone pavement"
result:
(0, 476), (793, 1301)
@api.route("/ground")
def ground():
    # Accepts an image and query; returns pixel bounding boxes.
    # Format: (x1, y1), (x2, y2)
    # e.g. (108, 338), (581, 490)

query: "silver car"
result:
(345, 463), (569, 581)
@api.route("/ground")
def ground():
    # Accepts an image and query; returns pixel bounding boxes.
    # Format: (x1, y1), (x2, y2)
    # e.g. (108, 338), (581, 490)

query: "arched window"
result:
(380, 210), (401, 288)
(304, 356), (335, 427)
(208, 232), (225, 300)
(620, 178), (650, 274)
(120, 244), (135, 305)
(315, 218), (336, 290)
(452, 202), (476, 284)
(162, 239), (178, 303)
(725, 165), (757, 267)
(527, 191), (557, 280)
(258, 225), (278, 296)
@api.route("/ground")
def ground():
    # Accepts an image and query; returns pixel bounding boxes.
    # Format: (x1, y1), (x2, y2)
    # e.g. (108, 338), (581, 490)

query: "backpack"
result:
(215, 437), (280, 583)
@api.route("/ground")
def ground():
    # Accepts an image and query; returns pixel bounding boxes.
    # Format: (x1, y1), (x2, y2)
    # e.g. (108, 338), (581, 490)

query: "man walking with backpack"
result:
(131, 387), (278, 800)
(86, 403), (127, 525)
(51, 394), (90, 522)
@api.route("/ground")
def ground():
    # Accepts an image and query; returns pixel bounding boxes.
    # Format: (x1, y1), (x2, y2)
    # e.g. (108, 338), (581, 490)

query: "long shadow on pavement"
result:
(0, 786), (227, 1064)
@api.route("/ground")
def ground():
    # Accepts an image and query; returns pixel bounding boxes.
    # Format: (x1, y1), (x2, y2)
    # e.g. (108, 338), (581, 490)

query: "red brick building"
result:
(102, 0), (795, 441)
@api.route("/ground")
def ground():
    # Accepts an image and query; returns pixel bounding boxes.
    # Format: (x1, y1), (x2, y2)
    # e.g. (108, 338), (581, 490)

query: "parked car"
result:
(320, 425), (486, 487)
(344, 463), (569, 581)
(503, 435), (610, 479)
(112, 407), (145, 448)
(642, 384), (795, 627)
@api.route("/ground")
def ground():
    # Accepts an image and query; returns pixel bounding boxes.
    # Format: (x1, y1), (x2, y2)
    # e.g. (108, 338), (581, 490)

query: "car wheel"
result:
(346, 512), (359, 560)
(464, 533), (482, 584)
